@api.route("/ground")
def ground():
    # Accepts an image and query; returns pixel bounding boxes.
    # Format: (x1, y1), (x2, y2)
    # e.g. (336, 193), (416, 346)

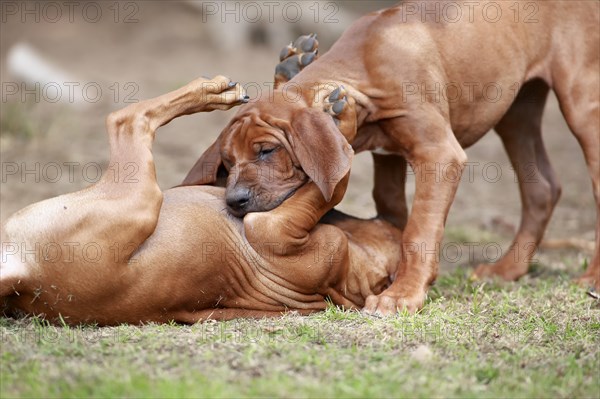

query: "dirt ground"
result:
(0, 1), (596, 271)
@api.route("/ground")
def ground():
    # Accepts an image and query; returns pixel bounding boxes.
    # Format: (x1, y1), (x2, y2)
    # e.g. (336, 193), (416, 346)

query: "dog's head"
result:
(182, 84), (356, 217)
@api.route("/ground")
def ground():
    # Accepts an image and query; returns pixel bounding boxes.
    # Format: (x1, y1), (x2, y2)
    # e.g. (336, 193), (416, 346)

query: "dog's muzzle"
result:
(225, 187), (251, 217)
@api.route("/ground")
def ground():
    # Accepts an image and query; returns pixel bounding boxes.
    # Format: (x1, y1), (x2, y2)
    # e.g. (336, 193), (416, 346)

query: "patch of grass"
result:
(1, 267), (599, 398)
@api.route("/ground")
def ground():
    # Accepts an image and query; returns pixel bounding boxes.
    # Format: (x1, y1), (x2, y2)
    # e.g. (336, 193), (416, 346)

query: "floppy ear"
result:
(181, 138), (226, 186)
(289, 108), (354, 202)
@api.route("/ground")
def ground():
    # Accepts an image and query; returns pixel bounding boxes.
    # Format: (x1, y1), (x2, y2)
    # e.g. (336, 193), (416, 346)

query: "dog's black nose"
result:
(226, 187), (251, 214)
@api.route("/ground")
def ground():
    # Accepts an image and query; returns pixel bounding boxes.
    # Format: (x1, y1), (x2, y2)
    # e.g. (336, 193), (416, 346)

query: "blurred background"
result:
(0, 1), (595, 271)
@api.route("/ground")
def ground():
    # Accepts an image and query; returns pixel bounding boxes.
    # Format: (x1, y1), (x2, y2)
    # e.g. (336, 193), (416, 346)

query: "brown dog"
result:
(0, 76), (402, 326)
(183, 1), (600, 315)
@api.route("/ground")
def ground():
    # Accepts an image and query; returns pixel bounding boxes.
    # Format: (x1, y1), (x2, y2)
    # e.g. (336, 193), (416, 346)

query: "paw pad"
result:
(324, 85), (348, 121)
(275, 33), (319, 84)
(293, 34), (318, 53)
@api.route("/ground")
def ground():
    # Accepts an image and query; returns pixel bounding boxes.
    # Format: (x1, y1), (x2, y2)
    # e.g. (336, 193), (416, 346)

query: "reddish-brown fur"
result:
(185, 1), (600, 314)
(0, 76), (403, 325)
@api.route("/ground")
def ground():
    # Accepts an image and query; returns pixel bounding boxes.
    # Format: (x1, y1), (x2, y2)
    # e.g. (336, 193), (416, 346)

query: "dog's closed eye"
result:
(258, 146), (278, 159)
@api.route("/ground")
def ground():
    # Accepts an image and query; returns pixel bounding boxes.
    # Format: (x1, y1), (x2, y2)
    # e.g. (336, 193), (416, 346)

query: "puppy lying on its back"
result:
(0, 75), (402, 326)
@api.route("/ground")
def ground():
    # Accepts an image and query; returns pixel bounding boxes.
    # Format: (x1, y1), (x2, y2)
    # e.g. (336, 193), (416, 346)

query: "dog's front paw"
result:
(194, 75), (249, 111)
(362, 289), (426, 316)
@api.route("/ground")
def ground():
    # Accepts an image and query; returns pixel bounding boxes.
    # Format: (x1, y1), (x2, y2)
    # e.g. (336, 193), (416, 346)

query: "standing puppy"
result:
(184, 2), (600, 315)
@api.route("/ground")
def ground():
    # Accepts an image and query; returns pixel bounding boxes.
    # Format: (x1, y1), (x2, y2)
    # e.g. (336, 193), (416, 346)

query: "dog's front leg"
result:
(244, 175), (349, 257)
(101, 75), (246, 246)
(363, 115), (467, 315)
(111, 75), (246, 136)
(242, 178), (352, 301)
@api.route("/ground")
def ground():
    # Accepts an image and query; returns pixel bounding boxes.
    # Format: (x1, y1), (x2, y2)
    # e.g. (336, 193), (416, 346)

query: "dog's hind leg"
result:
(553, 54), (600, 291)
(82, 75), (247, 259)
(372, 153), (408, 230)
(473, 79), (559, 281)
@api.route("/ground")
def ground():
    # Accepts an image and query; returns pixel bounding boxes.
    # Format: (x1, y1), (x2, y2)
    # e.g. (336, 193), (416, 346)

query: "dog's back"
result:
(296, 1), (598, 145)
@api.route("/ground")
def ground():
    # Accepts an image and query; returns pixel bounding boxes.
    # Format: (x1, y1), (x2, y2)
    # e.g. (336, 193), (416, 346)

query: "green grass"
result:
(1, 267), (599, 398)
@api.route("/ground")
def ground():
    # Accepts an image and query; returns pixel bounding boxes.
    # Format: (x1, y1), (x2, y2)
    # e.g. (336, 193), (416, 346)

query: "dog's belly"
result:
(0, 187), (242, 323)
(2, 186), (339, 324)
